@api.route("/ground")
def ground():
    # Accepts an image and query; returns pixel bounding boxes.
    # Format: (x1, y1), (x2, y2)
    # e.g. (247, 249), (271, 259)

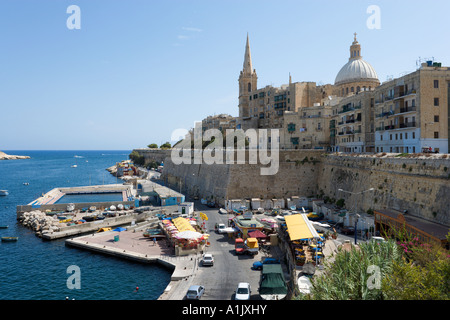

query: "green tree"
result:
(129, 150), (145, 166)
(147, 143), (158, 148)
(297, 240), (400, 300)
(160, 142), (171, 149)
(336, 198), (345, 208)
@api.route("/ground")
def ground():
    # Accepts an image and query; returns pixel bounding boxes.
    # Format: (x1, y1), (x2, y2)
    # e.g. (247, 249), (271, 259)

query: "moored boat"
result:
(1, 237), (18, 242)
(0, 190), (9, 196)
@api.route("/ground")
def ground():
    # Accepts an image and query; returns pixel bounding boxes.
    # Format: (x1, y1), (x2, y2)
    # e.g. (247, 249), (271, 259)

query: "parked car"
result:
(341, 226), (355, 235)
(186, 285), (205, 300)
(371, 236), (385, 243)
(215, 223), (226, 234)
(202, 254), (214, 266)
(234, 282), (251, 300)
(252, 258), (280, 270)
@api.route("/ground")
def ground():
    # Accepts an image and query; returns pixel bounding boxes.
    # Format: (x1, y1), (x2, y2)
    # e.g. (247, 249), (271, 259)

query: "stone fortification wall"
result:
(142, 148), (450, 226)
(162, 150), (325, 205)
(133, 148), (171, 165)
(317, 154), (450, 226)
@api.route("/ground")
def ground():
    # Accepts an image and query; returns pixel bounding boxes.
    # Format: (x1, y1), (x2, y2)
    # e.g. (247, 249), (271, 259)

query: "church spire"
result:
(349, 32), (362, 60)
(243, 33), (253, 74)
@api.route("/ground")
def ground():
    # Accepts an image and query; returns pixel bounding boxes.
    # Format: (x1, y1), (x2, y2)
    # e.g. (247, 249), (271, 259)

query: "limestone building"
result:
(331, 91), (375, 153)
(237, 34), (336, 132)
(232, 33), (448, 154)
(281, 97), (338, 150)
(373, 61), (450, 154)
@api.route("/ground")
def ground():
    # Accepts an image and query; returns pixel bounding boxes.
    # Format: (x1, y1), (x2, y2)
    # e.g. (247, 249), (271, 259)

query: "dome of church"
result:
(335, 58), (378, 85)
(334, 34), (379, 86)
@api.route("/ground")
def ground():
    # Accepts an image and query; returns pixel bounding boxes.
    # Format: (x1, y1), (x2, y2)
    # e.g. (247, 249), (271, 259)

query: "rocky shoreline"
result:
(0, 151), (30, 160)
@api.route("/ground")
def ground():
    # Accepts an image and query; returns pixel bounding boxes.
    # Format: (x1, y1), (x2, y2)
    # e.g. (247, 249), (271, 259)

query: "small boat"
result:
(89, 206), (97, 212)
(1, 237), (18, 242)
(0, 225), (9, 229)
(219, 208), (227, 214)
(0, 190), (9, 196)
(297, 276), (312, 294)
(66, 203), (75, 212)
(71, 165), (77, 168)
(23, 182), (29, 185)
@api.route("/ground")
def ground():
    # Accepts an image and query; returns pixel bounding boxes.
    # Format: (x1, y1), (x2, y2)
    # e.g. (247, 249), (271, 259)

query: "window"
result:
(405, 133), (408, 139)
(380, 134), (383, 141)
(390, 134), (392, 140)
(434, 80), (439, 88)
(400, 133), (403, 139)
(434, 98), (439, 106)
(248, 83), (251, 92)
(434, 132), (439, 139)
(434, 115), (439, 122)
(412, 132), (415, 139)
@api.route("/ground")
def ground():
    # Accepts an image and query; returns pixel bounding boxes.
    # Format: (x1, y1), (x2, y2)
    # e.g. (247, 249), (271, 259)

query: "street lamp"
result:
(337, 188), (374, 245)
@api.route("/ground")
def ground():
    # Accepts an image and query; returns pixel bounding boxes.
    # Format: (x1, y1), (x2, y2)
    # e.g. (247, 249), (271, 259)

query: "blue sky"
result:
(1, 0), (449, 150)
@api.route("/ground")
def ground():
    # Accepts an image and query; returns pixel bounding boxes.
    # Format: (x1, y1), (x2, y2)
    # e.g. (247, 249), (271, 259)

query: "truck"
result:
(235, 238), (246, 255)
(245, 238), (259, 255)
(235, 237), (259, 255)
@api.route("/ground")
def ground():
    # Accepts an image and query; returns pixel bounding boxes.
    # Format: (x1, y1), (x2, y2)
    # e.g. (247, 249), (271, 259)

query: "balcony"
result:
(338, 104), (362, 114)
(376, 110), (395, 118)
(397, 106), (416, 114)
(399, 122), (416, 129)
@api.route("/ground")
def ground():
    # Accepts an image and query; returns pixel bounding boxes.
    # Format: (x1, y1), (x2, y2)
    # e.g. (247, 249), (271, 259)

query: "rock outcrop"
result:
(0, 151), (30, 160)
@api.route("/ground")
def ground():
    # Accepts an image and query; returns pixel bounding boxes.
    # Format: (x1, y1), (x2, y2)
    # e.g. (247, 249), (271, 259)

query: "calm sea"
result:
(0, 150), (171, 300)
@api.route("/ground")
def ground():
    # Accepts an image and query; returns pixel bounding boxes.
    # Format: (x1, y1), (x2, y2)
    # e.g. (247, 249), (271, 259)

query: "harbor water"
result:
(0, 150), (171, 300)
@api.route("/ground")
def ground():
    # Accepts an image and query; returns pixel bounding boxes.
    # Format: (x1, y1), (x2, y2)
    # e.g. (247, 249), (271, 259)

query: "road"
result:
(187, 203), (265, 300)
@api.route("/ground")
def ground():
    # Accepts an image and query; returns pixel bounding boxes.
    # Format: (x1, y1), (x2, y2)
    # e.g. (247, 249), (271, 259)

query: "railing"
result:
(399, 122), (416, 128)
(397, 106), (416, 114)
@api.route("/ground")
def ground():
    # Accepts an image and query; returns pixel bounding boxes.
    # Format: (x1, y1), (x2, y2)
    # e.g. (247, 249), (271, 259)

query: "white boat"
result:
(66, 203), (75, 212)
(71, 165), (77, 168)
(0, 190), (9, 196)
(297, 276), (312, 294)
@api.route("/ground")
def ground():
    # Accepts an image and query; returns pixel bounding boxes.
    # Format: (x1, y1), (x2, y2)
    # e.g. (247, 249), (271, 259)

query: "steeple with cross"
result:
(349, 32), (362, 60)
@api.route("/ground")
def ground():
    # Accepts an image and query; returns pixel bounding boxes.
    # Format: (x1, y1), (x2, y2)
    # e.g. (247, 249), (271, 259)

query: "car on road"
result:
(252, 258), (280, 270)
(341, 226), (355, 235)
(215, 223), (226, 234)
(202, 253), (214, 266)
(371, 236), (385, 243)
(186, 285), (205, 300)
(234, 282), (251, 300)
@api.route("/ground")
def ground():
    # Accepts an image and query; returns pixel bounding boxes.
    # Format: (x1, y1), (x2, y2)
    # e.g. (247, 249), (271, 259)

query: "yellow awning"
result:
(172, 217), (196, 232)
(284, 214), (320, 241)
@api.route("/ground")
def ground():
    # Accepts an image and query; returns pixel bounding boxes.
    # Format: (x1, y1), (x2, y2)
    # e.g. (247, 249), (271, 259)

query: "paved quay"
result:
(64, 200), (350, 300)
(65, 227), (198, 282)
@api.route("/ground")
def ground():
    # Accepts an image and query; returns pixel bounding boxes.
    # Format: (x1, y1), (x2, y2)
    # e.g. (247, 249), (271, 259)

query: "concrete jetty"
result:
(65, 226), (198, 283)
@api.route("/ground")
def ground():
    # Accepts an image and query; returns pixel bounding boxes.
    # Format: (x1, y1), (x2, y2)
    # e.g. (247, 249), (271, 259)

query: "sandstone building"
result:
(199, 33), (449, 154)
